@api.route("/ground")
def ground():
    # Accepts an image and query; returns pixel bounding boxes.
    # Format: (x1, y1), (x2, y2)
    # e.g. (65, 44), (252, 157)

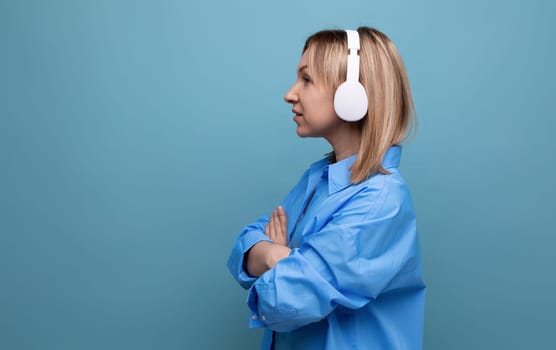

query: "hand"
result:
(246, 241), (291, 277)
(265, 206), (288, 246)
(246, 206), (290, 277)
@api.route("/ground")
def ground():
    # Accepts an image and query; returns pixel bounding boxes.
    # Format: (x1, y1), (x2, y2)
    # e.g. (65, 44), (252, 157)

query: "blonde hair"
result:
(302, 27), (417, 183)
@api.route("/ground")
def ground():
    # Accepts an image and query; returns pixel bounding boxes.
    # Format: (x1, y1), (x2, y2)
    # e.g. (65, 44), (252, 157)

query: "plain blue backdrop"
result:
(1, 0), (555, 349)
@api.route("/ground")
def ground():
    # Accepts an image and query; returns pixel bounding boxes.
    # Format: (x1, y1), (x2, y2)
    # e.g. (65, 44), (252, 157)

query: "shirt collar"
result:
(327, 154), (357, 194)
(381, 145), (402, 169)
(309, 145), (402, 195)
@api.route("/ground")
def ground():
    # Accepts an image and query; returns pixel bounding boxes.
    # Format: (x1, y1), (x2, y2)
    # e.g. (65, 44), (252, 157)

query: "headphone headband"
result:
(345, 30), (360, 50)
(345, 30), (361, 84)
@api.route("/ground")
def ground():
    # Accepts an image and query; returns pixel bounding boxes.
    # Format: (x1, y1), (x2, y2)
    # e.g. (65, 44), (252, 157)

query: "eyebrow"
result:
(297, 65), (309, 74)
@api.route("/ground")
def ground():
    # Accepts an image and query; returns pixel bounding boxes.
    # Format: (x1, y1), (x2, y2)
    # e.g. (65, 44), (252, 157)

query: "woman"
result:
(227, 27), (425, 349)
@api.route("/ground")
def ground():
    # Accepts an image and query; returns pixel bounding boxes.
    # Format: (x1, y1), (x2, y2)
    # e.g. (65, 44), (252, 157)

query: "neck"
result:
(326, 123), (362, 162)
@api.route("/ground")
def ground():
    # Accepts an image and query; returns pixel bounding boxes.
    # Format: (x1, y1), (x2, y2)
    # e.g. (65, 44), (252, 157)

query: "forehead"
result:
(296, 51), (310, 72)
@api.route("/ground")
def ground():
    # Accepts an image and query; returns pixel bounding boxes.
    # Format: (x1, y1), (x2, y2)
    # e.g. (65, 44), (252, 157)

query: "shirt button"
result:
(252, 315), (258, 320)
(261, 315), (266, 321)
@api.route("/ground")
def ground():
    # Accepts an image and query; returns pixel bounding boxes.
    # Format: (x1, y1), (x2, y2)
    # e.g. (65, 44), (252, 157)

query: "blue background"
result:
(1, 0), (555, 349)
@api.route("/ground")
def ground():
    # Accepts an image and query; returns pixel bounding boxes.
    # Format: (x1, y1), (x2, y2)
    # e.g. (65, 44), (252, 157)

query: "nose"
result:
(283, 83), (298, 104)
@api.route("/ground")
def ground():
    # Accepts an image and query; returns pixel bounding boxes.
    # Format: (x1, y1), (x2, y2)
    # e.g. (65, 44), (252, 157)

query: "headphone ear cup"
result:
(334, 81), (368, 122)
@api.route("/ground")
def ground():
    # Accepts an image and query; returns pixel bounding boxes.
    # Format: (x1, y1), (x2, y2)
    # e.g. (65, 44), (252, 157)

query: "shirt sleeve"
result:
(246, 178), (424, 332)
(226, 169), (311, 290)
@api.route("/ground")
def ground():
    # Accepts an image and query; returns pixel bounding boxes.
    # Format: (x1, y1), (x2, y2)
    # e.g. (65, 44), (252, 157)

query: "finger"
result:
(269, 214), (276, 241)
(277, 206), (287, 233)
(272, 209), (282, 240)
(265, 223), (270, 237)
(273, 208), (288, 246)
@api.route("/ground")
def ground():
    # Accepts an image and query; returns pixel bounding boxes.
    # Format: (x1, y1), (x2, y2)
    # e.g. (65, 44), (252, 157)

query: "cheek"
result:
(314, 98), (337, 122)
(300, 89), (337, 124)
(317, 91), (336, 113)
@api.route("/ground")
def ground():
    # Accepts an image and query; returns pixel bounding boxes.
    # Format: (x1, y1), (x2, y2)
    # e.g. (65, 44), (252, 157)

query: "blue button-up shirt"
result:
(227, 145), (425, 349)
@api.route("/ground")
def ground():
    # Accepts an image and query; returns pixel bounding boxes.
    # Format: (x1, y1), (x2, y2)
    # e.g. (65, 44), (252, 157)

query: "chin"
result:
(296, 128), (312, 138)
(297, 127), (323, 138)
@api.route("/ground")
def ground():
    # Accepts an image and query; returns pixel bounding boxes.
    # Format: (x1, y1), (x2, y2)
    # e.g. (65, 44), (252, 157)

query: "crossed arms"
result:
(245, 206), (292, 277)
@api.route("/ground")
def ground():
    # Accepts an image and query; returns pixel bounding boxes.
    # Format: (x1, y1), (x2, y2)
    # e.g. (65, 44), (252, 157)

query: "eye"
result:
(302, 75), (312, 85)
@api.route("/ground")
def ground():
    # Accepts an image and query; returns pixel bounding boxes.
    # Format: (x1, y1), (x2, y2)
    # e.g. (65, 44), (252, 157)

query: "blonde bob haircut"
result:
(302, 27), (417, 183)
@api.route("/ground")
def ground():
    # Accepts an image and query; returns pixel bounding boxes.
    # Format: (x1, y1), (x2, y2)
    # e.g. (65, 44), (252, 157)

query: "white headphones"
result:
(333, 30), (369, 122)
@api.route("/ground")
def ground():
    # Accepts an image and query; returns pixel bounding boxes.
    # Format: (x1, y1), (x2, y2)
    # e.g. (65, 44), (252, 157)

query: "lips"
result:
(292, 109), (303, 116)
